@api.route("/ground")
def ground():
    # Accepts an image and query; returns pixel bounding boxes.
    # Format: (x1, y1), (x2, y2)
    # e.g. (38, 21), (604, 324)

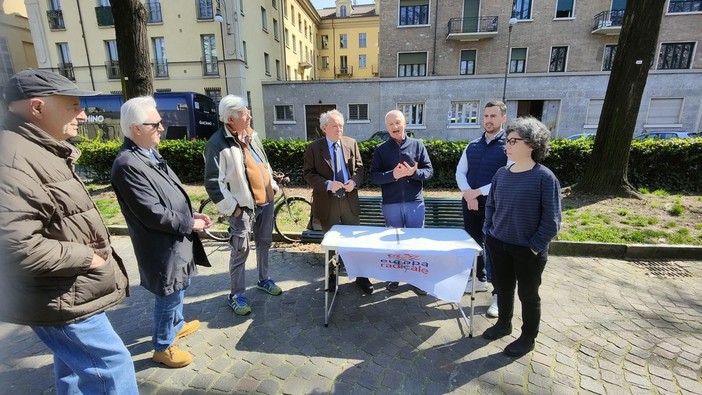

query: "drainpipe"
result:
(76, 0), (96, 90)
(431, 0), (438, 75)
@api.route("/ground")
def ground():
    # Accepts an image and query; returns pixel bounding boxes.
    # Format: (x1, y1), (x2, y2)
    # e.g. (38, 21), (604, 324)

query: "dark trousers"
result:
(462, 195), (486, 281)
(485, 234), (547, 340)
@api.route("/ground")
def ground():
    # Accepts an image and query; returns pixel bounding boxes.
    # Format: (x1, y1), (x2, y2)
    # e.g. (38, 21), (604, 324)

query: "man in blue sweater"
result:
(370, 110), (433, 293)
(455, 101), (508, 318)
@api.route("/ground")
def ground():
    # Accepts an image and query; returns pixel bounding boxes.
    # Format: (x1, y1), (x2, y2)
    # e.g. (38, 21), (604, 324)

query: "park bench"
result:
(300, 195), (464, 243)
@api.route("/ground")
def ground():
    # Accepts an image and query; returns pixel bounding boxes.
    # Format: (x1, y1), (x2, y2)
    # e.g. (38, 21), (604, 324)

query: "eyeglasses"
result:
(506, 137), (525, 146)
(142, 120), (163, 128)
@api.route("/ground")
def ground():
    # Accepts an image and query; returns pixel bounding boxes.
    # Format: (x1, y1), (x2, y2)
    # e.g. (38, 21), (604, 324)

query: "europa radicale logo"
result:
(380, 253), (430, 274)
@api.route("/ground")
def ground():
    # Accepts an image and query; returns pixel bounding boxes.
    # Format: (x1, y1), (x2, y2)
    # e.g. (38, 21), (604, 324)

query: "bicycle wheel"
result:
(198, 198), (230, 242)
(274, 196), (312, 242)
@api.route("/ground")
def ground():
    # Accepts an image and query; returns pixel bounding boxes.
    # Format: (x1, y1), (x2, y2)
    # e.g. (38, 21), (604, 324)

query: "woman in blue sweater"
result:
(481, 116), (561, 357)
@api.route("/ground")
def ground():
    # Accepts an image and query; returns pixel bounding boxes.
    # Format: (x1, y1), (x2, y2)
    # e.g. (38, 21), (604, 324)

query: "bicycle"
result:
(198, 172), (312, 242)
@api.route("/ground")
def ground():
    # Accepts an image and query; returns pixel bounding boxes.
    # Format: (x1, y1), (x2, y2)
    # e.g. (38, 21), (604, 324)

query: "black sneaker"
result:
(482, 322), (513, 340)
(504, 336), (535, 357)
(386, 281), (400, 292)
(411, 285), (427, 295)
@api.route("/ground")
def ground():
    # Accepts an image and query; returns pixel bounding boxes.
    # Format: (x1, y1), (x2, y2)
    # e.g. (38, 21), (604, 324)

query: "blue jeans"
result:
(153, 287), (186, 351)
(31, 312), (138, 395)
(381, 201), (425, 228)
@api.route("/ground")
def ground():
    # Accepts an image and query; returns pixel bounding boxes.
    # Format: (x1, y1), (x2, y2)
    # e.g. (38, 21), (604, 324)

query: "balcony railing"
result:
(58, 63), (75, 81)
(447, 16), (498, 41)
(47, 9), (65, 30)
(202, 56), (219, 76)
(196, 0), (214, 20)
(592, 9), (625, 32)
(95, 6), (114, 26)
(336, 66), (353, 76)
(105, 60), (120, 79)
(146, 2), (162, 23)
(667, 0), (702, 12)
(153, 60), (169, 77)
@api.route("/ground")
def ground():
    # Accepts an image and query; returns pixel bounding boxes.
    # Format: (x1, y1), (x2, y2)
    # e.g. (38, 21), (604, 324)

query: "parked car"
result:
(633, 131), (692, 140)
(688, 132), (701, 138)
(566, 133), (596, 140)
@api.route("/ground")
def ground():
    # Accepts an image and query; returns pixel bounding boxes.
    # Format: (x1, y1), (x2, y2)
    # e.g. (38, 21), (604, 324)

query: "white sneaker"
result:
(464, 278), (489, 293)
(486, 294), (499, 318)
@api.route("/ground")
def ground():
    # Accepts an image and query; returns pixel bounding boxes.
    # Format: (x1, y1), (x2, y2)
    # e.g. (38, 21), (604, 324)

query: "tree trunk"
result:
(111, 1), (152, 99)
(575, 0), (667, 196)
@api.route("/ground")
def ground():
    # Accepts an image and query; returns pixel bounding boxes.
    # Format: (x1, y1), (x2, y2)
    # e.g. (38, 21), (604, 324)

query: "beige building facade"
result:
(21, 0), (321, 137)
(0, 0), (37, 89)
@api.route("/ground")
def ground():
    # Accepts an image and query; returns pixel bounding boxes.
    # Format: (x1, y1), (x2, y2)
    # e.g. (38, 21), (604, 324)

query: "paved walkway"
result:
(1, 237), (701, 394)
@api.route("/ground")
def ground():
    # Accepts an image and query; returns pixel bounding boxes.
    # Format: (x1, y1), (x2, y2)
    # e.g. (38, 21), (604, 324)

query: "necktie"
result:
(332, 142), (345, 183)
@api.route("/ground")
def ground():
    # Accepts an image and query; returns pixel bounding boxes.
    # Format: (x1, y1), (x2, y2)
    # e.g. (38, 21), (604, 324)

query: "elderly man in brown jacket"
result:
(0, 70), (137, 394)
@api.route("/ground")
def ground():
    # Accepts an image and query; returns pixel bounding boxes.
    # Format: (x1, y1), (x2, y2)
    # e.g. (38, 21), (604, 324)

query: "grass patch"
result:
(668, 204), (685, 216)
(619, 215), (658, 227)
(94, 198), (123, 225)
(663, 221), (677, 229)
(652, 190), (670, 197)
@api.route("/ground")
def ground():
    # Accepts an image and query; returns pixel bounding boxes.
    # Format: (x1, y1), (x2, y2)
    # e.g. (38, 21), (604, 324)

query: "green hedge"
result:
(76, 137), (702, 192)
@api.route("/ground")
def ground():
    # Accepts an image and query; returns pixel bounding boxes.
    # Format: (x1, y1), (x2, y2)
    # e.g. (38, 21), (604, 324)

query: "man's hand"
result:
(329, 180), (345, 192)
(462, 189), (481, 201)
(193, 212), (212, 232)
(343, 180), (355, 192)
(466, 198), (479, 211)
(89, 253), (107, 269)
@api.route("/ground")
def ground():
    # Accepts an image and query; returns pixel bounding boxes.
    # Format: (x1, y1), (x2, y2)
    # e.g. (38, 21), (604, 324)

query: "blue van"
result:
(79, 92), (218, 141)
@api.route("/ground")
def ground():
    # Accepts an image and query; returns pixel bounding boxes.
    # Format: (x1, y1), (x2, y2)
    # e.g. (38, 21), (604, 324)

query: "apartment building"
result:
(317, 0), (380, 80)
(0, 0), (37, 90)
(22, 0), (320, 137)
(262, 0), (702, 141)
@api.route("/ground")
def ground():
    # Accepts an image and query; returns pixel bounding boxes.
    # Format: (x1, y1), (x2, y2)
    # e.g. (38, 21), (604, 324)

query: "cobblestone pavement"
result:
(1, 236), (701, 394)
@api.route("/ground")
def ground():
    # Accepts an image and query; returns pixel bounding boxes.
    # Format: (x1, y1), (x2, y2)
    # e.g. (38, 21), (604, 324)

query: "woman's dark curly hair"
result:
(505, 116), (552, 163)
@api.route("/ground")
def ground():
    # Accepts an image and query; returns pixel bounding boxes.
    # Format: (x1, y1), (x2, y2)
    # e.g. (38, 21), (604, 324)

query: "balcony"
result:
(592, 9), (624, 35)
(298, 60), (313, 69)
(147, 2), (162, 23)
(58, 63), (75, 81)
(336, 66), (353, 77)
(105, 60), (120, 79)
(46, 9), (65, 30)
(447, 16), (498, 41)
(152, 60), (169, 78)
(95, 6), (114, 26)
(202, 56), (219, 76)
(196, 0), (214, 20)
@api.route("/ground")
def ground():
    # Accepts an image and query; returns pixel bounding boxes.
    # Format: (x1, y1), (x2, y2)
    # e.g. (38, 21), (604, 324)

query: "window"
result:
(105, 40), (119, 79)
(646, 98), (683, 125)
(298, 14), (302, 31)
(449, 101), (479, 125)
(291, 5), (295, 24)
(399, 0), (429, 25)
(340, 34), (347, 48)
(0, 38), (15, 83)
(242, 41), (247, 64)
(276, 59), (281, 80)
(272, 0), (277, 9)
(275, 105), (294, 122)
(339, 56), (349, 73)
(57, 43), (74, 80)
(273, 19), (279, 40)
(657, 42), (694, 69)
(292, 35), (297, 53)
(152, 37), (168, 77)
(510, 48), (527, 73)
(513, 0), (532, 20)
(321, 35), (329, 49)
(359, 33), (367, 48)
(239, 0), (244, 14)
(146, 0), (161, 23)
(201, 34), (218, 75)
(398, 52), (427, 77)
(602, 45), (617, 71)
(264, 52), (270, 75)
(586, 99), (603, 126)
(261, 7), (268, 31)
(321, 56), (329, 69)
(285, 29), (289, 48)
(555, 0), (574, 18)
(205, 87), (222, 105)
(359, 54), (367, 68)
(398, 103), (424, 126)
(348, 104), (369, 121)
(667, 0), (702, 13)
(340, 5), (347, 16)
(459, 50), (475, 75)
(549, 46), (568, 72)
(283, 0), (287, 17)
(47, 0), (65, 30)
(197, 0), (213, 19)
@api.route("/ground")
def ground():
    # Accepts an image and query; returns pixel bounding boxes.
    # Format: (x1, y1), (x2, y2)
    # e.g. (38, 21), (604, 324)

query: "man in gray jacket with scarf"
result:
(111, 96), (212, 368)
(0, 69), (137, 394)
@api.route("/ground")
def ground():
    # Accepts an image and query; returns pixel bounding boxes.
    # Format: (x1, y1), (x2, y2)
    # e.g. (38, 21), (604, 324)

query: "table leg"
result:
(468, 252), (478, 337)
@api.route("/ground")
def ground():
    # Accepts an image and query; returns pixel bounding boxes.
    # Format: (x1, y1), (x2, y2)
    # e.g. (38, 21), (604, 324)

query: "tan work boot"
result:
(153, 345), (193, 368)
(176, 320), (201, 339)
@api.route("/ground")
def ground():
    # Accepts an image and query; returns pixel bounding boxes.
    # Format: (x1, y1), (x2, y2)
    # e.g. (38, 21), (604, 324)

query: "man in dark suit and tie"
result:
(303, 109), (373, 294)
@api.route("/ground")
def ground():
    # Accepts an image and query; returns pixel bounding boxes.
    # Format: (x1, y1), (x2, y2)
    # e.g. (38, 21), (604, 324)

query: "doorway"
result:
(305, 104), (337, 141)
(517, 100), (544, 121)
